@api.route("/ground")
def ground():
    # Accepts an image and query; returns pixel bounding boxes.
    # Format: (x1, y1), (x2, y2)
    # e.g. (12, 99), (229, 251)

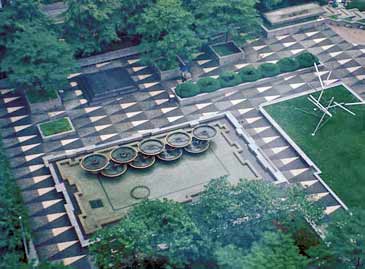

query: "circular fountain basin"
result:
(100, 162), (127, 178)
(192, 125), (217, 141)
(184, 137), (210, 154)
(157, 145), (183, 161)
(80, 153), (109, 173)
(110, 146), (138, 164)
(129, 153), (156, 169)
(139, 139), (164, 156)
(165, 131), (192, 148)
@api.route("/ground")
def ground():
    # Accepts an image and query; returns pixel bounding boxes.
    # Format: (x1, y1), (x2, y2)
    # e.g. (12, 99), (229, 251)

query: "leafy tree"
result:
(0, 0), (47, 62)
(184, 0), (261, 42)
(309, 208), (365, 269)
(63, 0), (121, 56)
(214, 244), (247, 269)
(90, 199), (205, 269)
(116, 0), (154, 36)
(188, 178), (323, 249)
(1, 23), (77, 101)
(136, 0), (201, 70)
(0, 0), (45, 45)
(243, 231), (309, 269)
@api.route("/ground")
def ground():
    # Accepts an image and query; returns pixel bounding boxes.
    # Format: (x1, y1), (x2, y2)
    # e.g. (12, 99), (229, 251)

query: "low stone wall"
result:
(174, 64), (317, 106)
(261, 17), (328, 38)
(208, 41), (245, 66)
(37, 117), (76, 142)
(77, 46), (139, 68)
(326, 18), (365, 29)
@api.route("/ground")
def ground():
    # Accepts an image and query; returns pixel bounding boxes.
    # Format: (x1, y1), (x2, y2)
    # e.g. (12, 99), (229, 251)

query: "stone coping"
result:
(259, 81), (359, 212)
(42, 112), (288, 246)
(37, 117), (75, 142)
(173, 64), (319, 106)
(263, 3), (323, 25)
(261, 17), (327, 38)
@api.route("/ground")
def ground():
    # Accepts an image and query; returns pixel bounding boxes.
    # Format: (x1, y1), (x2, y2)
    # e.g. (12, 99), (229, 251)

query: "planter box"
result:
(154, 56), (185, 81)
(155, 65), (181, 81)
(261, 17), (327, 38)
(26, 91), (63, 113)
(208, 41), (245, 66)
(173, 64), (319, 106)
(37, 117), (76, 142)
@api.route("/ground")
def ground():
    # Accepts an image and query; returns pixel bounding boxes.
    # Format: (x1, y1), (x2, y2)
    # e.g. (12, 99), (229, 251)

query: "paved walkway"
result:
(0, 24), (364, 268)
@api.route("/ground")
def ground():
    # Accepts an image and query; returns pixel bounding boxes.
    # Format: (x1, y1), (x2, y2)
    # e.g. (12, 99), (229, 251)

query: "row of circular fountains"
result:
(80, 125), (217, 178)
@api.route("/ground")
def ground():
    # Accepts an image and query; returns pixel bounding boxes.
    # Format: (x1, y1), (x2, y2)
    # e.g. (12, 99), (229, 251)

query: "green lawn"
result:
(266, 85), (365, 208)
(39, 117), (73, 137)
(347, 0), (365, 11)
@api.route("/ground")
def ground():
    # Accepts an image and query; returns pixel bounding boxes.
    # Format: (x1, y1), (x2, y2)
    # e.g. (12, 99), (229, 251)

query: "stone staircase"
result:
(322, 5), (365, 26)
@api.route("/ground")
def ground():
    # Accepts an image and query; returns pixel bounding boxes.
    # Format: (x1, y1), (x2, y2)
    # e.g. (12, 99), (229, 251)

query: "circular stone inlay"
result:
(192, 125), (217, 141)
(130, 185), (150, 200)
(100, 162), (127, 178)
(110, 146), (138, 164)
(139, 139), (164, 156)
(80, 153), (109, 173)
(129, 153), (156, 169)
(165, 131), (192, 148)
(184, 137), (210, 154)
(157, 145), (183, 161)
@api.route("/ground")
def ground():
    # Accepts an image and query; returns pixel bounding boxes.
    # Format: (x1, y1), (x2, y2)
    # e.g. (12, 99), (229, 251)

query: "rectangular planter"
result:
(26, 90), (63, 113)
(37, 117), (76, 142)
(173, 64), (319, 106)
(261, 17), (327, 38)
(154, 56), (185, 81)
(208, 41), (245, 66)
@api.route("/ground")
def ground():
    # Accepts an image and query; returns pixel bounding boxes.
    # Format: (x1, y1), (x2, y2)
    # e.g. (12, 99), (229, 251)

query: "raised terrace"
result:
(44, 113), (282, 244)
(263, 3), (324, 28)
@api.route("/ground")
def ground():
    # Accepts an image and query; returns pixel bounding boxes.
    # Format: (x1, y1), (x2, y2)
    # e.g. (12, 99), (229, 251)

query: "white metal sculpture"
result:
(303, 63), (365, 136)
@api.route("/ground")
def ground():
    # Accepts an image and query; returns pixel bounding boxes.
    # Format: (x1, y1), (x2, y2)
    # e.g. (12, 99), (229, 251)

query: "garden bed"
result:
(153, 57), (183, 81)
(208, 41), (244, 65)
(174, 52), (319, 104)
(37, 117), (75, 141)
(25, 89), (63, 113)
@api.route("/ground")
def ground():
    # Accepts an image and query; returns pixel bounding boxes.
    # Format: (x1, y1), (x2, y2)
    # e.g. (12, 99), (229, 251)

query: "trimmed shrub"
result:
(259, 63), (280, 77)
(197, 77), (221, 93)
(277, 57), (300, 73)
(175, 81), (200, 98)
(219, 71), (241, 88)
(296, 52), (319, 68)
(239, 66), (262, 82)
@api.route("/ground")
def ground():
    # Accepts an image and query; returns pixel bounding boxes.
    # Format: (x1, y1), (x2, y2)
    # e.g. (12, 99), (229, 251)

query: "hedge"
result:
(277, 57), (300, 73)
(296, 52), (319, 68)
(197, 77), (221, 93)
(175, 81), (200, 98)
(259, 63), (280, 77)
(175, 51), (319, 98)
(219, 71), (241, 88)
(239, 66), (262, 83)
(0, 135), (29, 267)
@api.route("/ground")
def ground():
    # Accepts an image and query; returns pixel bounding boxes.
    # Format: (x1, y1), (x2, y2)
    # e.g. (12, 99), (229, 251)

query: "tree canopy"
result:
(90, 178), (323, 268)
(63, 0), (121, 57)
(309, 208), (365, 269)
(185, 0), (261, 42)
(136, 0), (201, 70)
(1, 23), (77, 100)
